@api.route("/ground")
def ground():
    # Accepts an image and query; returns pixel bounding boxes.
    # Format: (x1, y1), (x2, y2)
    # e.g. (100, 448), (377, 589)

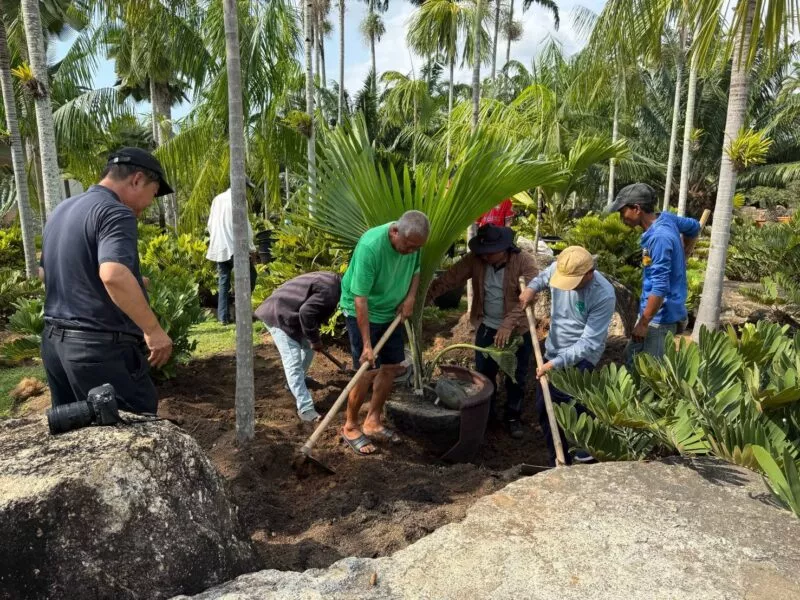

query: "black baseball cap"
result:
(107, 147), (174, 197)
(605, 183), (657, 214)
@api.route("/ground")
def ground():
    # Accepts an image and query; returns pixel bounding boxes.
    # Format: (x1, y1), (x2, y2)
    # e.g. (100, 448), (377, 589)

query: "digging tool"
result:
(519, 277), (567, 467)
(699, 208), (711, 230)
(292, 314), (404, 475)
(319, 348), (353, 374)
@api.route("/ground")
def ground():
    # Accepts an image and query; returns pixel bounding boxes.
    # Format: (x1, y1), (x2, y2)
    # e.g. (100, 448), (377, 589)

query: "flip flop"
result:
(341, 431), (378, 456)
(367, 426), (401, 444)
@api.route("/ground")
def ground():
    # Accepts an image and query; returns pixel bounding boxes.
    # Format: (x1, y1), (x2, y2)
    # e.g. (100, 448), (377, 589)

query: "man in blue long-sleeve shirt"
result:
(606, 183), (701, 365)
(520, 246), (615, 464)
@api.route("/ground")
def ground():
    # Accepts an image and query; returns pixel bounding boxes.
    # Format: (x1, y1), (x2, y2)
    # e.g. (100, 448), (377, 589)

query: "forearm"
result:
(354, 296), (372, 347)
(100, 263), (161, 334)
(640, 295), (664, 323)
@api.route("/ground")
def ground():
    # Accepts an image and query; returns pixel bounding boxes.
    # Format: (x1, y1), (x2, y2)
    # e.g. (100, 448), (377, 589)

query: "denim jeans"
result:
(474, 324), (533, 421)
(267, 325), (316, 415)
(624, 322), (678, 367)
(535, 353), (594, 466)
(217, 258), (257, 324)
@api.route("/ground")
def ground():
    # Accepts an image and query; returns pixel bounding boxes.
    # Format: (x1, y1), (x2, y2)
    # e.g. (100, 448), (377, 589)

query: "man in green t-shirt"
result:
(340, 210), (430, 456)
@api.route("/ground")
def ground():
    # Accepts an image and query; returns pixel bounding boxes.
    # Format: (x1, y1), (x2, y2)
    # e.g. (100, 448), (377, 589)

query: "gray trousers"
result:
(41, 324), (158, 414)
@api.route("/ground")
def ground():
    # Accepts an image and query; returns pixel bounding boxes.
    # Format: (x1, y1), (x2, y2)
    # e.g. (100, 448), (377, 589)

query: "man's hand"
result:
(632, 318), (650, 343)
(311, 341), (324, 351)
(398, 296), (415, 320)
(141, 276), (151, 291)
(144, 326), (173, 368)
(360, 344), (376, 368)
(494, 326), (512, 348)
(519, 287), (536, 309)
(536, 361), (554, 379)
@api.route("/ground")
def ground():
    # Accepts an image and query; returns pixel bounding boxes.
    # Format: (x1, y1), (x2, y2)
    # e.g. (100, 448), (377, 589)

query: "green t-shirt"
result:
(339, 223), (421, 324)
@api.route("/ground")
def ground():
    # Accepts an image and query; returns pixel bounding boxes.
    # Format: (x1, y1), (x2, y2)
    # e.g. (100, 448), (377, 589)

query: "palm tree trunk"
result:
(505, 0), (513, 66)
(491, 0), (500, 84)
(150, 79), (178, 230)
(446, 53), (454, 167)
(471, 0), (484, 130)
(305, 0), (317, 206)
(662, 26), (686, 212)
(338, 0), (345, 125)
(20, 0), (63, 216)
(693, 0), (755, 339)
(0, 19), (36, 278)
(27, 138), (46, 228)
(318, 14), (327, 90)
(606, 94), (620, 204)
(533, 188), (543, 254)
(677, 36), (699, 217)
(222, 0), (255, 444)
(467, 0), (485, 312)
(284, 165), (291, 207)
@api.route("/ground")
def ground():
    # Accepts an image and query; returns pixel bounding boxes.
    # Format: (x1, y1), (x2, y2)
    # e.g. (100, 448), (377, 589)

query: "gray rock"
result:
(0, 415), (258, 599)
(175, 459), (800, 600)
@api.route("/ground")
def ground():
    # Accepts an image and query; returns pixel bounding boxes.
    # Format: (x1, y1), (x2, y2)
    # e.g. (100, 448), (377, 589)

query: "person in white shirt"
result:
(206, 187), (258, 325)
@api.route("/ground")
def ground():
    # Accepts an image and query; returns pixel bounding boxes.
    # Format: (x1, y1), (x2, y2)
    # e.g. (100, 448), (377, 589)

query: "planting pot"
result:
(385, 365), (494, 462)
(254, 230), (274, 264)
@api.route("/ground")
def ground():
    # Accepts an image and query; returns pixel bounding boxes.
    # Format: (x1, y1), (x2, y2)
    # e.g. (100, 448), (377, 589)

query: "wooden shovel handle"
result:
(699, 208), (711, 229)
(299, 313), (404, 455)
(519, 277), (567, 467)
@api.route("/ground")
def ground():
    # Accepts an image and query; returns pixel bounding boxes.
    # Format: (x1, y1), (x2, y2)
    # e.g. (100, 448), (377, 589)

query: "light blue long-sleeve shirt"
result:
(528, 264), (616, 368)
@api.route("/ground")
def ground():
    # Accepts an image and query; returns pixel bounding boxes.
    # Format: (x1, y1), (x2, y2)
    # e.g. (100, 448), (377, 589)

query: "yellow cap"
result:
(550, 246), (595, 291)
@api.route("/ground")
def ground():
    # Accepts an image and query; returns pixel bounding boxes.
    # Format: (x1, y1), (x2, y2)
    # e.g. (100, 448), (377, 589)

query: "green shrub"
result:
(561, 213), (643, 295)
(0, 269), (43, 320)
(0, 297), (44, 364)
(139, 231), (217, 301)
(145, 271), (204, 379)
(0, 226), (25, 270)
(550, 322), (800, 516)
(251, 221), (348, 308)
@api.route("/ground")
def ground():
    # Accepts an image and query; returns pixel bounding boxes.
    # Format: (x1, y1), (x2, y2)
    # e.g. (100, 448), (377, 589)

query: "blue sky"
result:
(52, 0), (605, 122)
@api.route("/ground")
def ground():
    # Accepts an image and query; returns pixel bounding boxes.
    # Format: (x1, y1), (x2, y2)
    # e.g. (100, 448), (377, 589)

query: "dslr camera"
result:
(47, 383), (122, 435)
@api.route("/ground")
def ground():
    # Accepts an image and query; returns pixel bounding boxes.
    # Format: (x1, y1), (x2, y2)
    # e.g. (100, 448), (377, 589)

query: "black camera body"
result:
(47, 383), (122, 435)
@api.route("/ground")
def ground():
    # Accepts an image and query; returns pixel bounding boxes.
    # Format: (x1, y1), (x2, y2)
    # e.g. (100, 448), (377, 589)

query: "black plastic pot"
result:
(433, 269), (465, 310)
(255, 230), (274, 264)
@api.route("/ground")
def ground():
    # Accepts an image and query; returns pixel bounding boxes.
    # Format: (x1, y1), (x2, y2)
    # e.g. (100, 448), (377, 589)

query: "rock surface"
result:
(0, 415), (258, 599)
(175, 459), (800, 600)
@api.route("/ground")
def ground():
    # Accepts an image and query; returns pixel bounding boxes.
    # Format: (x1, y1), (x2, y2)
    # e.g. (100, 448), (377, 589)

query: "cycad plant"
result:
(549, 321), (800, 515)
(305, 115), (564, 380)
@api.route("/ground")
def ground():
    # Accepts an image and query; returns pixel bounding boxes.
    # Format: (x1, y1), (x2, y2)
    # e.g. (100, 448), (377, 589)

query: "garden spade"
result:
(519, 277), (567, 467)
(292, 314), (404, 476)
(319, 348), (354, 374)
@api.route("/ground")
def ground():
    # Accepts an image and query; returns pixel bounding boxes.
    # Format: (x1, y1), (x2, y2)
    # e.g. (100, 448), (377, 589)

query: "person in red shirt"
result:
(477, 199), (514, 227)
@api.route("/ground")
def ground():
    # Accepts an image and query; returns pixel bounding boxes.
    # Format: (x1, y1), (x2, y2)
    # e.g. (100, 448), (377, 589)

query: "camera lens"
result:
(47, 401), (93, 435)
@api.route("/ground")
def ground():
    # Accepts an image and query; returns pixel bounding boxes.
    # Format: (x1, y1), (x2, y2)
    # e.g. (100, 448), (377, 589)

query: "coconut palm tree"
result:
(694, 0), (800, 335)
(0, 15), (36, 278)
(502, 0), (558, 78)
(338, 0), (345, 124)
(380, 70), (435, 168)
(407, 0), (479, 165)
(306, 0), (317, 201)
(19, 0), (63, 216)
(360, 0), (387, 95)
(221, 0), (254, 443)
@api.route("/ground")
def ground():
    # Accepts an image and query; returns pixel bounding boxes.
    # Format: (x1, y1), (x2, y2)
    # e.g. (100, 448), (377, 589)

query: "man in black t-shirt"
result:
(40, 148), (174, 414)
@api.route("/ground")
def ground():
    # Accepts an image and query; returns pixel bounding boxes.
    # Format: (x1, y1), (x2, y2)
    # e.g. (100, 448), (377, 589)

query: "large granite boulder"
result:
(0, 415), (258, 599)
(175, 459), (800, 600)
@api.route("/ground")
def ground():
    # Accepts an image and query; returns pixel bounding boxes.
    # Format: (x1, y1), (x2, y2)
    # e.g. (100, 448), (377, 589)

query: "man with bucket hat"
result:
(520, 246), (616, 464)
(605, 183), (700, 364)
(39, 147), (174, 414)
(427, 224), (538, 438)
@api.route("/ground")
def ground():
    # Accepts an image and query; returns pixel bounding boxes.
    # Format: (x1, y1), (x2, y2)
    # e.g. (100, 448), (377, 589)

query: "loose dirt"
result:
(156, 318), (553, 573)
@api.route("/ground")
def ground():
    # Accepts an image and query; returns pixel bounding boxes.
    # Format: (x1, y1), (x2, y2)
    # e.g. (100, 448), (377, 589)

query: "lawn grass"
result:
(0, 363), (46, 417)
(189, 318), (265, 358)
